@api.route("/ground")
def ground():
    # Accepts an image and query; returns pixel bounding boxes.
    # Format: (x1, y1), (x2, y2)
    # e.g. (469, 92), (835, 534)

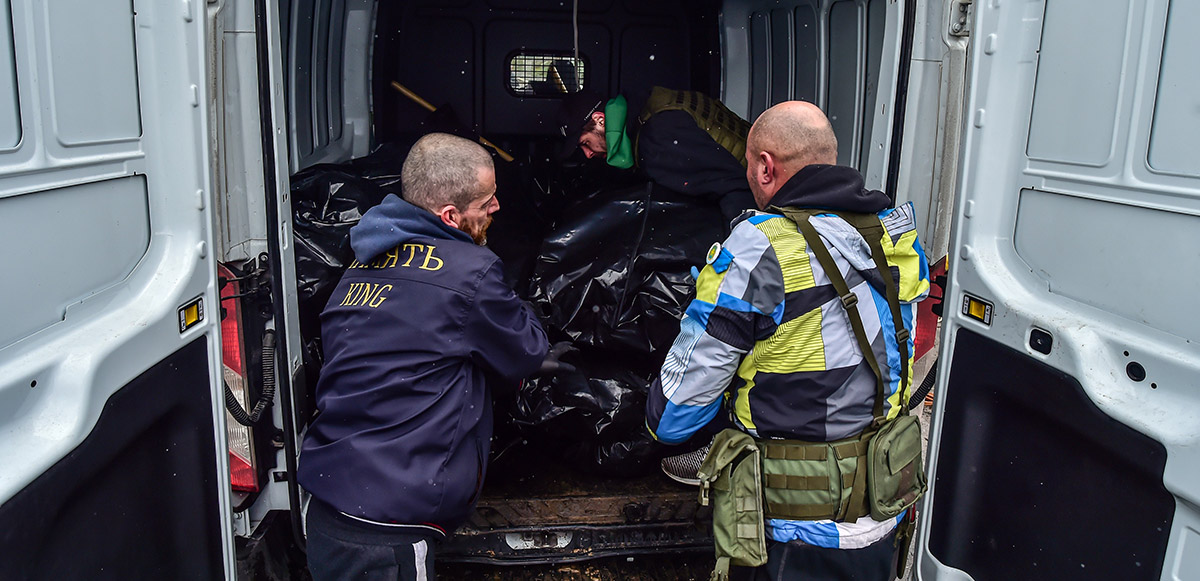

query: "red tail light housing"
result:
(219, 264), (260, 493)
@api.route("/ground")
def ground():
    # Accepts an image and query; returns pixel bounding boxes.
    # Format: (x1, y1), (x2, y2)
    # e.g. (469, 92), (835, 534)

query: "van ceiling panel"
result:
(47, 0), (142, 145)
(1147, 0), (1200, 178)
(0, 3), (18, 149)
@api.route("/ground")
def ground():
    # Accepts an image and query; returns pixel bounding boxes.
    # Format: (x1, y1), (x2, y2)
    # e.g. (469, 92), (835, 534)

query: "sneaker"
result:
(660, 444), (709, 486)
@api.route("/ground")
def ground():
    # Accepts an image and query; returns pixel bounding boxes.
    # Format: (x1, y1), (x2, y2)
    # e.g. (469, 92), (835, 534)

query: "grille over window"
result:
(507, 53), (586, 97)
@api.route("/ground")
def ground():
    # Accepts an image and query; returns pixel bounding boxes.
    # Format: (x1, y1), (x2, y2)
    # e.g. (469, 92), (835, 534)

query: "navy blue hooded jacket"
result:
(298, 194), (548, 534)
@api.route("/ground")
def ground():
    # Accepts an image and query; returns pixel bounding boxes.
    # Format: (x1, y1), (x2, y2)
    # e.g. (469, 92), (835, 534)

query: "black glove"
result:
(538, 341), (578, 375)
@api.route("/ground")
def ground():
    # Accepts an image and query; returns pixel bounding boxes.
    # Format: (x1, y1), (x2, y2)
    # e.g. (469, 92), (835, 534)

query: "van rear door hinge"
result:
(949, 0), (973, 37)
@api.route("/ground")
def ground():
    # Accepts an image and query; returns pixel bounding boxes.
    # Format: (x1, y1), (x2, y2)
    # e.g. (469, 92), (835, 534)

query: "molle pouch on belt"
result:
(697, 429), (766, 580)
(866, 414), (927, 520)
(758, 434), (871, 523)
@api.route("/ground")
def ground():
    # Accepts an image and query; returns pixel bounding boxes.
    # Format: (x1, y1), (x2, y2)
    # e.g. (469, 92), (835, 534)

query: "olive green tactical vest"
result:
(639, 86), (751, 168)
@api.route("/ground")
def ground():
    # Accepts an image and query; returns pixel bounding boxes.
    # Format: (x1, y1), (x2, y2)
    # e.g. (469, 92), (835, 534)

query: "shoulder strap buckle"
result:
(840, 292), (858, 309)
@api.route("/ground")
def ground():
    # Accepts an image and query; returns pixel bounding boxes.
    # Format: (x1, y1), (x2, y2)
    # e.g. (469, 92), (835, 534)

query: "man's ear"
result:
(591, 111), (605, 126)
(755, 151), (777, 186)
(437, 204), (461, 229)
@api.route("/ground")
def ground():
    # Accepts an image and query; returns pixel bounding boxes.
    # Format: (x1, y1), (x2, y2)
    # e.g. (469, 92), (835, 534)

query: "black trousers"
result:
(305, 498), (440, 581)
(733, 529), (898, 581)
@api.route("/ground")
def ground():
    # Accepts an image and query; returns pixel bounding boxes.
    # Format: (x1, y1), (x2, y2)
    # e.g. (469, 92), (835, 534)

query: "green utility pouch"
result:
(757, 434), (872, 523)
(866, 413), (927, 520)
(698, 429), (767, 580)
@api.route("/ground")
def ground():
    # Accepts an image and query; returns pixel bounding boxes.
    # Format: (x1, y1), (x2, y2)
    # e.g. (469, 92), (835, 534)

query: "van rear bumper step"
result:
(438, 522), (712, 565)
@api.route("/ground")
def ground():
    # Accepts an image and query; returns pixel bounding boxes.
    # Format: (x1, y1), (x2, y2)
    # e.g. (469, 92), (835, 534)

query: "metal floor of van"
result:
(439, 437), (714, 565)
(438, 553), (717, 580)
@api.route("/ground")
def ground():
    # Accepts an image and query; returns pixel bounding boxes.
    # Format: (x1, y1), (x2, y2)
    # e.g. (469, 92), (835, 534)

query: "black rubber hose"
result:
(224, 331), (276, 426)
(224, 381), (255, 426)
(908, 359), (938, 411)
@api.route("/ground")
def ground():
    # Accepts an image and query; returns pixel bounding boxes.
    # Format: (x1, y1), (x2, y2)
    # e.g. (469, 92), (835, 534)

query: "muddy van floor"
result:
(434, 437), (714, 565)
(466, 438), (710, 529)
(438, 553), (717, 580)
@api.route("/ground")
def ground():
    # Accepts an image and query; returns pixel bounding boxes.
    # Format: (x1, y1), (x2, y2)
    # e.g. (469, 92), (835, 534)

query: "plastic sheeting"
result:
(290, 143), (726, 475)
(527, 181), (725, 361)
(290, 144), (415, 402)
(516, 179), (726, 474)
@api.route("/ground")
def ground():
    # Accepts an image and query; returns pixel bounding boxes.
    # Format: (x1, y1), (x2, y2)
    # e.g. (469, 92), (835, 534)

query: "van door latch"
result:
(949, 0), (973, 37)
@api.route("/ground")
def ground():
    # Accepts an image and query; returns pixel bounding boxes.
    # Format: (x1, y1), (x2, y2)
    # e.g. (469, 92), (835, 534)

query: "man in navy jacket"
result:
(299, 133), (549, 580)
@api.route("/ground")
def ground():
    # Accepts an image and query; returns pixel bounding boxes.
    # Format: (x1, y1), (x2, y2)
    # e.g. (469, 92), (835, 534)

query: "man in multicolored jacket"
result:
(646, 101), (930, 579)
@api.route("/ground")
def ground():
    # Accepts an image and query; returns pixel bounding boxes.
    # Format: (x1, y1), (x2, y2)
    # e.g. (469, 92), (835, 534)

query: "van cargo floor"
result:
(467, 438), (707, 528)
(439, 438), (713, 564)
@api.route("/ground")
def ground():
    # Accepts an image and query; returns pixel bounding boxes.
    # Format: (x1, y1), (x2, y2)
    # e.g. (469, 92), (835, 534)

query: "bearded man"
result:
(298, 132), (549, 581)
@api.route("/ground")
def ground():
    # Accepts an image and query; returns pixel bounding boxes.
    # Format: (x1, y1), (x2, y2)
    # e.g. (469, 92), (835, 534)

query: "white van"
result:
(1, 0), (1196, 578)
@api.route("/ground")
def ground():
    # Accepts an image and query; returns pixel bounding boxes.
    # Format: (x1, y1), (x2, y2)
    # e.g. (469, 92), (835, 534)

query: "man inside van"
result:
(298, 133), (550, 580)
(646, 102), (930, 580)
(558, 87), (756, 222)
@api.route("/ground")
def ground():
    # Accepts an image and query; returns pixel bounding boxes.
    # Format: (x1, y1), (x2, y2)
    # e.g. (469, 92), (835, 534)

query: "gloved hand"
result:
(538, 341), (578, 375)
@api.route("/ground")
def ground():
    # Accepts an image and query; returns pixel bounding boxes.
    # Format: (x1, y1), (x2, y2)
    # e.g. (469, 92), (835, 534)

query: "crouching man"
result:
(646, 102), (930, 580)
(298, 133), (549, 580)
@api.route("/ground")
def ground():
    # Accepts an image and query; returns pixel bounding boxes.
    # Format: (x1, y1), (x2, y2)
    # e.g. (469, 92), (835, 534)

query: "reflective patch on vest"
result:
(711, 246), (734, 274)
(706, 242), (722, 264)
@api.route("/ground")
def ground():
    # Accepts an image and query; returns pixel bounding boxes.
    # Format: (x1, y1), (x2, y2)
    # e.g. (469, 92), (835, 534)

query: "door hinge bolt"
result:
(950, 0), (973, 37)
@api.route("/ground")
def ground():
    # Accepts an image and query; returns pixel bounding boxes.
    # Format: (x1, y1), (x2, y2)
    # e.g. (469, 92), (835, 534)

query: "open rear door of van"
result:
(917, 1), (1200, 579)
(0, 1), (233, 578)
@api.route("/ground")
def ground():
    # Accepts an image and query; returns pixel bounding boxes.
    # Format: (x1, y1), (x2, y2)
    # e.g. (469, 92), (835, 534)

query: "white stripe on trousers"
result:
(412, 539), (428, 581)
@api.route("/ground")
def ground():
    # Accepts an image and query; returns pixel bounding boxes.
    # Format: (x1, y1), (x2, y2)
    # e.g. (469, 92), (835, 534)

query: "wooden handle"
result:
(390, 81), (514, 162)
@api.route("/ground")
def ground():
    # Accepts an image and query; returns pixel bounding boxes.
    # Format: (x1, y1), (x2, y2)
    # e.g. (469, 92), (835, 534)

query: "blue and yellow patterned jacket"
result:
(646, 164), (930, 548)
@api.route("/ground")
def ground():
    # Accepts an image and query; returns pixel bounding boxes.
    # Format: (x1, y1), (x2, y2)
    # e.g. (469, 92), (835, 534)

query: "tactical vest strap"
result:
(766, 501), (842, 520)
(840, 450), (871, 522)
(833, 439), (871, 460)
(771, 206), (914, 419)
(787, 211), (888, 419)
(762, 444), (827, 461)
(839, 212), (912, 416)
(639, 86), (751, 168)
(764, 474), (830, 491)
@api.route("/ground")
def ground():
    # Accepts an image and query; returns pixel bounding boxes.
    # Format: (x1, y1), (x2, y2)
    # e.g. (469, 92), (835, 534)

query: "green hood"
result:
(604, 95), (634, 169)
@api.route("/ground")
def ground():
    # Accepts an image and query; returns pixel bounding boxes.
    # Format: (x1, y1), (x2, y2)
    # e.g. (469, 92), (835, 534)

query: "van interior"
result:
(222, 0), (928, 565)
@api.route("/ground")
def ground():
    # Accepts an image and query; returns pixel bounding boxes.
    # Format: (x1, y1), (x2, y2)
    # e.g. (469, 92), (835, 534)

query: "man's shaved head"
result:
(746, 101), (838, 170)
(744, 101), (839, 208)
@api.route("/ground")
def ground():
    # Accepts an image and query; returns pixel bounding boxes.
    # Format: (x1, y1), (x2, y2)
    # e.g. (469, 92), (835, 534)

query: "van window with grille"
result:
(507, 53), (586, 97)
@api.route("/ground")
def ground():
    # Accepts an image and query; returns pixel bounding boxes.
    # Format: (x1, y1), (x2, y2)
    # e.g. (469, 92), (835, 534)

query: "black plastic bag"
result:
(528, 181), (725, 362)
(517, 178), (726, 474)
